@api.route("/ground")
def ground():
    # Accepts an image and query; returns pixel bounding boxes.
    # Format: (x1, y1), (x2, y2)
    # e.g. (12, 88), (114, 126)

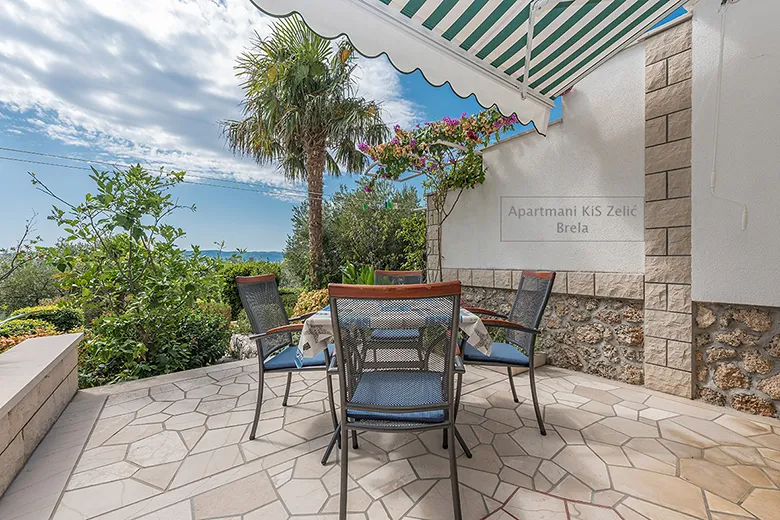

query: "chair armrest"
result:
(462, 306), (508, 319)
(481, 318), (540, 335)
(288, 311), (316, 322)
(249, 323), (304, 341)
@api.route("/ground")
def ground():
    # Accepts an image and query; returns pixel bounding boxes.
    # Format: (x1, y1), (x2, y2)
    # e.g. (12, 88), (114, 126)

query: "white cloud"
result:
(0, 0), (420, 198)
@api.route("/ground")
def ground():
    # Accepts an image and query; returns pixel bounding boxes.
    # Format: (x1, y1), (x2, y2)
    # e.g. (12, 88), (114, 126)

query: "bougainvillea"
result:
(359, 107), (518, 280)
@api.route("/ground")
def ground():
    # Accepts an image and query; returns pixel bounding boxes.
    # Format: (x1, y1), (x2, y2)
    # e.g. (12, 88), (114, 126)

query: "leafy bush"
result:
(12, 305), (83, 332)
(79, 302), (231, 388)
(177, 304), (232, 369)
(398, 211), (426, 272)
(341, 262), (374, 285)
(284, 180), (424, 287)
(219, 261), (282, 317)
(33, 166), (230, 387)
(292, 289), (328, 316)
(279, 287), (303, 317)
(0, 318), (57, 338)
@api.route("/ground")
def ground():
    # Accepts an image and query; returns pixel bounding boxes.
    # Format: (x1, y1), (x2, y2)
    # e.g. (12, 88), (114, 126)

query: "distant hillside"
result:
(196, 250), (284, 263)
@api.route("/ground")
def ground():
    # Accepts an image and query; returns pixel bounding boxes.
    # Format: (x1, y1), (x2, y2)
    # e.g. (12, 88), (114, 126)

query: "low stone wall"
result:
(0, 333), (82, 496)
(462, 287), (644, 385)
(694, 302), (780, 418)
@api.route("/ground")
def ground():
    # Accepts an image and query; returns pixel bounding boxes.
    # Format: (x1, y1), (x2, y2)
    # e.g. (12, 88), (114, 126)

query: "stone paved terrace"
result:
(2, 360), (780, 520)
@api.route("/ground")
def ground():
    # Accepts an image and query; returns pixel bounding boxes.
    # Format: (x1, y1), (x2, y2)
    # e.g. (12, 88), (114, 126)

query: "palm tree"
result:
(222, 17), (388, 287)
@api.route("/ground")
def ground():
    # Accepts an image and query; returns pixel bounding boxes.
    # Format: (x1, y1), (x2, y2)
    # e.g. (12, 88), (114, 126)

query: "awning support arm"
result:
(522, 1), (541, 99)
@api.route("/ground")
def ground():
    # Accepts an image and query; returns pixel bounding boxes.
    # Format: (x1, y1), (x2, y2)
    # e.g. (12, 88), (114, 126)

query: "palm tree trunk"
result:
(306, 143), (326, 287)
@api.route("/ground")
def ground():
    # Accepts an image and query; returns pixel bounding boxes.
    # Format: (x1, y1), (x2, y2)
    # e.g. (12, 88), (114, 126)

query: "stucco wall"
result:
(440, 43), (646, 274)
(691, 0), (780, 307)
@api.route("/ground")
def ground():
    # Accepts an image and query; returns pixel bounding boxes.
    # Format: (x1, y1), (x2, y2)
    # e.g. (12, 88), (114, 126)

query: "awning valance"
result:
(250, 0), (686, 134)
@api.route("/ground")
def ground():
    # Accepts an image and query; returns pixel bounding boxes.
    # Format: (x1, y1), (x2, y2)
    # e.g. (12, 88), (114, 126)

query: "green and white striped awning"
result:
(251, 0), (686, 134)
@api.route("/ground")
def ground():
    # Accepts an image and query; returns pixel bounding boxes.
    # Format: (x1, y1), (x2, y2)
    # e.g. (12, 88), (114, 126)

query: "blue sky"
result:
(0, 1), (682, 252)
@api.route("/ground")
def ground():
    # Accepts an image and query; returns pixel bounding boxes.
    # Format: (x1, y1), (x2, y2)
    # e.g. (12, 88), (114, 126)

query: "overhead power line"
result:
(0, 147), (336, 200)
(0, 146), (319, 195)
(0, 154), (327, 200)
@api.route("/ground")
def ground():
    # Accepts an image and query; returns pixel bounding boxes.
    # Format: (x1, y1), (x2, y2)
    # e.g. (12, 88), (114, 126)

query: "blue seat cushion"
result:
(463, 342), (530, 366)
(347, 371), (446, 424)
(264, 345), (334, 371)
(370, 329), (420, 341)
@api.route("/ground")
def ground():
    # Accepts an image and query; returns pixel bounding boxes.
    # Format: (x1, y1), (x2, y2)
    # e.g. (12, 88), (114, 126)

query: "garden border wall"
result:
(0, 333), (82, 496)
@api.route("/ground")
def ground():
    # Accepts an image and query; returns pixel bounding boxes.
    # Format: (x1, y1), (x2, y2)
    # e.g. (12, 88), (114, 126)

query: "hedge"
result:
(0, 318), (58, 338)
(12, 305), (84, 332)
(219, 261), (282, 317)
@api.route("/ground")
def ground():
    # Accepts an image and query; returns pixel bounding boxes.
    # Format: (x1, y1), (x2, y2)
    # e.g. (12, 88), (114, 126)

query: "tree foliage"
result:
(221, 16), (388, 286)
(30, 165), (230, 387)
(283, 180), (425, 286)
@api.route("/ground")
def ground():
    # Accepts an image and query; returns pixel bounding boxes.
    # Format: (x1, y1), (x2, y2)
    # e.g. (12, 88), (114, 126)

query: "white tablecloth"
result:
(296, 305), (492, 366)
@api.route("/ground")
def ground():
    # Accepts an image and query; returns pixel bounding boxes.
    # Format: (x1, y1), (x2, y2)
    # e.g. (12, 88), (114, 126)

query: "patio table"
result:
(295, 303), (492, 367)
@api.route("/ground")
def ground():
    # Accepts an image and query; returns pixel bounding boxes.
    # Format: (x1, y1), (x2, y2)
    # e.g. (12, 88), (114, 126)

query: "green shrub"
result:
(279, 287), (303, 317)
(79, 302), (231, 388)
(0, 318), (57, 338)
(219, 261), (282, 317)
(341, 262), (374, 285)
(13, 305), (83, 332)
(177, 304), (232, 369)
(284, 181), (424, 287)
(292, 289), (328, 316)
(231, 309), (253, 334)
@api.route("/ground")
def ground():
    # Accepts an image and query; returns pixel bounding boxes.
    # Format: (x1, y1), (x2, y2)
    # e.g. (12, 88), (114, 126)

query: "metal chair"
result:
(370, 269), (425, 347)
(373, 269), (424, 285)
(328, 281), (466, 520)
(462, 271), (556, 435)
(236, 275), (337, 440)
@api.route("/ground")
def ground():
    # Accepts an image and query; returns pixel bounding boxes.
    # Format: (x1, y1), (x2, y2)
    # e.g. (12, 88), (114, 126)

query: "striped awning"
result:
(250, 0), (686, 134)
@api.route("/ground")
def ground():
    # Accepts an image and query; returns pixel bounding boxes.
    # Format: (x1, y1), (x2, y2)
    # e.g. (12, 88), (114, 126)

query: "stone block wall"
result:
(456, 273), (645, 385)
(694, 303), (780, 418)
(643, 19), (695, 398)
(0, 334), (81, 496)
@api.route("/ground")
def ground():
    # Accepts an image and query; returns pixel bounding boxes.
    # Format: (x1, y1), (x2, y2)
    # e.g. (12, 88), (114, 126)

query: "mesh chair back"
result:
(236, 275), (291, 359)
(374, 270), (424, 285)
(329, 282), (461, 422)
(506, 271), (556, 353)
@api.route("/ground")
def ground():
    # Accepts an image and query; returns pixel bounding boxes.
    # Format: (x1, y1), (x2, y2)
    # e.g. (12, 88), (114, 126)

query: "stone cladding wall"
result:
(694, 302), (780, 418)
(462, 287), (644, 385)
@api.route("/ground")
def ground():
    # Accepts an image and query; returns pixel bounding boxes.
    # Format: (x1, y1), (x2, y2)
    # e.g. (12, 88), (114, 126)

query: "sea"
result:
(195, 250), (284, 263)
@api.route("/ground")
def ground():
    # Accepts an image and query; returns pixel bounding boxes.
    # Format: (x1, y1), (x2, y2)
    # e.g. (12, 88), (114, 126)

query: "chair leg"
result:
(340, 424), (350, 520)
(447, 426), (463, 520)
(529, 365), (546, 436)
(351, 430), (359, 450)
(282, 372), (293, 407)
(325, 372), (338, 430)
(507, 367), (519, 403)
(453, 427), (472, 458)
(321, 423), (340, 465)
(454, 372), (463, 422)
(442, 429), (448, 450)
(249, 370), (265, 440)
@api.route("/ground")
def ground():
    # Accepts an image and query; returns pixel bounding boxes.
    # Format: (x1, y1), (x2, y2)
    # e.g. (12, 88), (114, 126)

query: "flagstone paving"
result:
(2, 359), (780, 519)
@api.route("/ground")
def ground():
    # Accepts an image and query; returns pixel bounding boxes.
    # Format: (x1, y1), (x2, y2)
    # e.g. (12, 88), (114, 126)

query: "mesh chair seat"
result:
(463, 342), (530, 366)
(347, 371), (446, 424)
(264, 344), (335, 371)
(369, 329), (420, 341)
